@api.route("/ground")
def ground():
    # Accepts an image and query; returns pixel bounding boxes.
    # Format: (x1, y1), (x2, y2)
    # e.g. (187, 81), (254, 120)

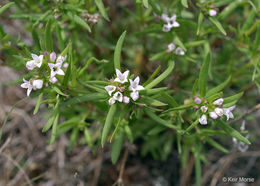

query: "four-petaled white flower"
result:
(199, 114), (207, 125)
(167, 42), (176, 53)
(215, 107), (224, 116)
(109, 97), (116, 105)
(21, 78), (43, 96)
(223, 105), (236, 121)
(209, 112), (218, 119)
(175, 47), (185, 55)
(130, 91), (139, 101)
(26, 54), (43, 70)
(48, 63), (65, 78)
(213, 98), (224, 105)
(114, 69), (129, 84)
(161, 13), (180, 32)
(129, 77), (145, 92)
(56, 55), (67, 64)
(105, 85), (116, 96)
(113, 91), (123, 102)
(201, 106), (208, 113)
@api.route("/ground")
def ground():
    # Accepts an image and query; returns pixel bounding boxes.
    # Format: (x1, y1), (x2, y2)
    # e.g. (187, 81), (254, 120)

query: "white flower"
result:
(209, 112), (218, 119)
(213, 98), (224, 106)
(114, 69), (129, 84)
(161, 13), (180, 32)
(48, 63), (65, 78)
(201, 106), (208, 113)
(175, 47), (185, 55)
(130, 91), (139, 101)
(49, 76), (58, 84)
(50, 52), (56, 62)
(21, 78), (43, 96)
(215, 108), (224, 117)
(56, 55), (67, 64)
(209, 9), (217, 17)
(113, 91), (123, 102)
(108, 98), (116, 105)
(199, 114), (207, 125)
(223, 105), (236, 121)
(26, 54), (43, 70)
(105, 85), (116, 96)
(167, 42), (176, 53)
(129, 76), (144, 92)
(123, 96), (130, 104)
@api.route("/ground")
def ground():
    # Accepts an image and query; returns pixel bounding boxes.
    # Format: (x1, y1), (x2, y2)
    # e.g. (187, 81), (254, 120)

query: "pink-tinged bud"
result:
(194, 106), (199, 110)
(45, 83), (49, 88)
(54, 14), (60, 19)
(139, 105), (144, 109)
(210, 5), (216, 8)
(209, 112), (218, 119)
(133, 105), (137, 109)
(194, 97), (202, 104)
(54, 9), (59, 13)
(63, 63), (69, 68)
(209, 9), (217, 17)
(205, 100), (208, 104)
(169, 113), (173, 117)
(35, 69), (39, 72)
(50, 52), (56, 62)
(123, 96), (130, 104)
(44, 51), (49, 56)
(110, 79), (114, 83)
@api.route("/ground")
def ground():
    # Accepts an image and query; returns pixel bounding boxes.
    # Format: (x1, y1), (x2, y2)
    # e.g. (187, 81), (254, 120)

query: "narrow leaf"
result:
(209, 17), (227, 36)
(198, 53), (210, 97)
(0, 2), (15, 15)
(206, 76), (231, 97)
(33, 93), (43, 115)
(114, 31), (127, 71)
(196, 12), (204, 35)
(111, 131), (125, 164)
(67, 12), (91, 32)
(45, 18), (53, 51)
(218, 120), (251, 145)
(101, 104), (117, 147)
(94, 0), (110, 21)
(181, 0), (188, 8)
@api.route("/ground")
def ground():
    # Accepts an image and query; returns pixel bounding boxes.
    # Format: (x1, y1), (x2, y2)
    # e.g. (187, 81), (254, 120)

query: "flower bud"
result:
(209, 112), (218, 119)
(50, 52), (56, 62)
(194, 97), (202, 104)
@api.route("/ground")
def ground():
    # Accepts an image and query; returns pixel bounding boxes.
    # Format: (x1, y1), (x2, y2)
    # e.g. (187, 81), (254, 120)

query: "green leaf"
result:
(33, 93), (43, 115)
(142, 97), (167, 106)
(68, 127), (79, 151)
(145, 61), (175, 89)
(196, 12), (204, 35)
(101, 104), (117, 147)
(148, 126), (166, 135)
(111, 131), (125, 164)
(174, 36), (187, 51)
(164, 103), (194, 113)
(53, 86), (67, 97)
(185, 119), (199, 133)
(42, 114), (56, 132)
(124, 125), (133, 143)
(114, 31), (127, 71)
(84, 127), (93, 149)
(60, 42), (72, 57)
(45, 18), (53, 51)
(94, 0), (110, 21)
(223, 92), (243, 105)
(63, 93), (107, 106)
(181, 0), (188, 8)
(67, 12), (91, 32)
(192, 79), (198, 96)
(144, 108), (179, 130)
(206, 76), (231, 97)
(142, 0), (149, 8)
(218, 120), (251, 145)
(207, 138), (229, 153)
(194, 152), (201, 186)
(50, 113), (59, 144)
(186, 40), (206, 47)
(143, 66), (161, 86)
(209, 17), (227, 36)
(0, 2), (15, 15)
(198, 53), (210, 97)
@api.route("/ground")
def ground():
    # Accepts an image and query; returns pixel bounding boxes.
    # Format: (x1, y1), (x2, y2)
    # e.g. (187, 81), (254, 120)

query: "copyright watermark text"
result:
(222, 176), (254, 183)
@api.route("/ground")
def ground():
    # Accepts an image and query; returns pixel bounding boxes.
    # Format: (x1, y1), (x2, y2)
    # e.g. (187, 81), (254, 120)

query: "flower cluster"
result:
(105, 69), (145, 105)
(167, 41), (185, 55)
(193, 97), (236, 125)
(21, 52), (67, 96)
(161, 13), (180, 32)
(200, 1), (218, 17)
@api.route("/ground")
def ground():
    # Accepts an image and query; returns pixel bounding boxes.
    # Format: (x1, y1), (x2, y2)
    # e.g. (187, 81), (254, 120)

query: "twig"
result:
(0, 152), (33, 186)
(229, 103), (260, 124)
(0, 136), (11, 154)
(112, 148), (129, 186)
